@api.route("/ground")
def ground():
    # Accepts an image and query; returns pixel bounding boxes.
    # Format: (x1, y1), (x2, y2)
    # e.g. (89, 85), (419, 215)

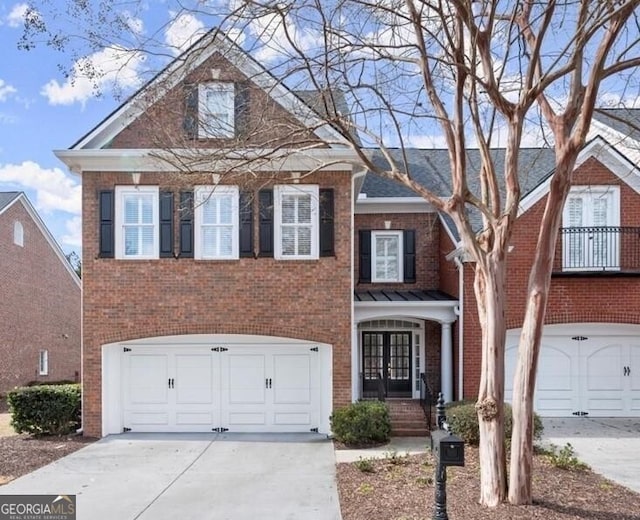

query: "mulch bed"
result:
(337, 447), (640, 520)
(0, 434), (95, 485)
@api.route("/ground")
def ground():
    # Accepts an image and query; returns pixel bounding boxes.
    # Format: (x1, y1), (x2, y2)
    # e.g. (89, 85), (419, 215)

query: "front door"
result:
(362, 332), (412, 397)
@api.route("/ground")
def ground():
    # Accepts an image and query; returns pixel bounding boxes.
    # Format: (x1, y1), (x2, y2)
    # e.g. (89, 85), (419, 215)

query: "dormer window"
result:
(199, 83), (235, 138)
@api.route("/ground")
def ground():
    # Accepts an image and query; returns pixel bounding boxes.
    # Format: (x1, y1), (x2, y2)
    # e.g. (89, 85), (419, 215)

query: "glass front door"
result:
(362, 331), (412, 397)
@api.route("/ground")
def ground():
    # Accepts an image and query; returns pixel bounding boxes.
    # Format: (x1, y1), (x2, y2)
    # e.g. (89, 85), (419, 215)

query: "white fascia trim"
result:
(8, 194), (82, 287)
(73, 33), (349, 150)
(55, 148), (360, 174)
(355, 197), (435, 214)
(518, 136), (640, 216)
(354, 300), (459, 324)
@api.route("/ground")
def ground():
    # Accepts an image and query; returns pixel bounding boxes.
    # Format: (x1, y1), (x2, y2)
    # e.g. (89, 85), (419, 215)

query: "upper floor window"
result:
(358, 229), (415, 284)
(199, 83), (235, 138)
(274, 185), (319, 260)
(115, 186), (159, 260)
(562, 186), (620, 271)
(372, 231), (403, 282)
(13, 221), (23, 247)
(194, 186), (239, 259)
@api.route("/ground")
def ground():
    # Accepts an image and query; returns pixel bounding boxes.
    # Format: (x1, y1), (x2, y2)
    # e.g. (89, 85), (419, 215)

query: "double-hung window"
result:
(274, 185), (319, 260)
(194, 186), (239, 259)
(199, 83), (235, 138)
(115, 186), (159, 259)
(372, 231), (403, 282)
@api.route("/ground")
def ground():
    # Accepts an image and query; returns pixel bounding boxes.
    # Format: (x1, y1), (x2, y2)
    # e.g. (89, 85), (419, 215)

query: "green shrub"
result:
(330, 400), (391, 446)
(25, 379), (76, 387)
(7, 384), (81, 436)
(354, 457), (375, 473)
(445, 401), (544, 446)
(543, 443), (589, 471)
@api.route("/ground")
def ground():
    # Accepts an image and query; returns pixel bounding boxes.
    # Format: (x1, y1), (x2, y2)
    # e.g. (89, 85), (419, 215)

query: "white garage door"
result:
(122, 345), (321, 433)
(506, 325), (640, 417)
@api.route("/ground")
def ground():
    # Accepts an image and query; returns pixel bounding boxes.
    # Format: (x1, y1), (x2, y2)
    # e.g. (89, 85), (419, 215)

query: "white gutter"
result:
(454, 256), (464, 400)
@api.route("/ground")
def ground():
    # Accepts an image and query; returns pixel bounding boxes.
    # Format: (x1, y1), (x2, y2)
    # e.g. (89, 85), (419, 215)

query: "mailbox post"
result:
(430, 392), (465, 520)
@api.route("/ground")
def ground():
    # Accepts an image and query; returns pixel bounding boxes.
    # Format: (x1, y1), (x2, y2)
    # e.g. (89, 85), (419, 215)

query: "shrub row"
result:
(7, 384), (81, 436)
(330, 400), (391, 446)
(445, 400), (544, 446)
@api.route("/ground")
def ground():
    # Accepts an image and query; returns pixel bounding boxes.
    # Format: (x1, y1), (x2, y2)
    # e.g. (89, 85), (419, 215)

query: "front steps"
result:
(387, 399), (430, 437)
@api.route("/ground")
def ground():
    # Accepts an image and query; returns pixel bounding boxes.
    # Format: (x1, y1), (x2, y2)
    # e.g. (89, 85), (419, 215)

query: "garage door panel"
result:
(127, 354), (169, 405)
(631, 345), (640, 391)
(127, 412), (170, 426)
(273, 354), (312, 404)
(274, 412), (311, 425)
(226, 354), (266, 404)
(175, 412), (214, 425)
(585, 345), (624, 392)
(175, 354), (214, 405)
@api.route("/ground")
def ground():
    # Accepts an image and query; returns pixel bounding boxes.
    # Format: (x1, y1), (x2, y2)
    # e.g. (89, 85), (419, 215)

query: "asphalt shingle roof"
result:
(0, 192), (20, 212)
(594, 108), (640, 141)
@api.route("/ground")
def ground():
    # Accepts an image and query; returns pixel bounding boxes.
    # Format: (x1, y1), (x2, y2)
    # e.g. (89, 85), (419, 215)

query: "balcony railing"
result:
(554, 226), (640, 273)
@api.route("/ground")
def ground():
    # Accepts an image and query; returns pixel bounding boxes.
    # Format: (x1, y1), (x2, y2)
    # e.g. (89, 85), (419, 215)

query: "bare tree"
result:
(21, 0), (640, 506)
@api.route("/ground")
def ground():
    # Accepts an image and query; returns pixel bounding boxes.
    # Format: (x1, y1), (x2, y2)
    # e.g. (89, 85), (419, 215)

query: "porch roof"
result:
(354, 289), (459, 324)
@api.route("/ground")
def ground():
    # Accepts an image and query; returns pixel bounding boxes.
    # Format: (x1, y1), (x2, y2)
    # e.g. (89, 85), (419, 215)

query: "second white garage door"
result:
(122, 344), (321, 433)
(506, 324), (640, 417)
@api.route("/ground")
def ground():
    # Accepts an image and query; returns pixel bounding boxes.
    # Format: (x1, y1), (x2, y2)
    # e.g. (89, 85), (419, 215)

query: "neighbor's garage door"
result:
(505, 326), (640, 417)
(122, 345), (320, 432)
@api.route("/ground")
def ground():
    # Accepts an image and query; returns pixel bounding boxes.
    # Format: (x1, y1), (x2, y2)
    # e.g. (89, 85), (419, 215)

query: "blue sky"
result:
(0, 2), (212, 256)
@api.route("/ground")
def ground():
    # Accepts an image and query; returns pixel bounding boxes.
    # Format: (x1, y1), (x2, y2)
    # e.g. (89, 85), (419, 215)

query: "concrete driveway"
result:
(0, 433), (342, 520)
(542, 417), (640, 493)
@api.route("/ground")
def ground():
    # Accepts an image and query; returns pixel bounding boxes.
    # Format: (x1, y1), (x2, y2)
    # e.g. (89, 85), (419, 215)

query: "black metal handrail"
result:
(419, 372), (436, 428)
(558, 226), (640, 271)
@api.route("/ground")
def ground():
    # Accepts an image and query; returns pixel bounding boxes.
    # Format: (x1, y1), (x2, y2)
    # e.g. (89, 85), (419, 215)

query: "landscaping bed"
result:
(337, 447), (640, 520)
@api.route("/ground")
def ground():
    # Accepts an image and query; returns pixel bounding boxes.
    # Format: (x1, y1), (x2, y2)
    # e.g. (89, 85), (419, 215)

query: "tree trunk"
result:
(509, 167), (573, 504)
(474, 254), (508, 506)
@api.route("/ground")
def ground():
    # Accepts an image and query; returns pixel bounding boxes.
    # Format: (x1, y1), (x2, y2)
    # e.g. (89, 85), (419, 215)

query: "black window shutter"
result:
(403, 229), (416, 283)
(99, 190), (114, 258)
(319, 189), (335, 257)
(239, 191), (254, 258)
(179, 191), (194, 258)
(183, 85), (198, 139)
(159, 191), (174, 258)
(359, 230), (371, 283)
(235, 82), (250, 139)
(258, 189), (274, 257)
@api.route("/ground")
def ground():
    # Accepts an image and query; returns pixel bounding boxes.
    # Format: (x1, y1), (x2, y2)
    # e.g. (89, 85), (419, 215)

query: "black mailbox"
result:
(430, 429), (465, 467)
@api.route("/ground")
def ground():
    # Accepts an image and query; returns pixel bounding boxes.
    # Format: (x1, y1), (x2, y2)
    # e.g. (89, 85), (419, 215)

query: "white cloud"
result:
(6, 2), (28, 28)
(165, 12), (207, 55)
(61, 216), (82, 248)
(41, 46), (144, 106)
(121, 10), (144, 35)
(0, 161), (81, 214)
(0, 79), (17, 101)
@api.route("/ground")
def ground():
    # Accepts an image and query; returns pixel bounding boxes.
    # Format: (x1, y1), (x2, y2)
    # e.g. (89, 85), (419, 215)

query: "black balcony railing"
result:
(556, 226), (640, 272)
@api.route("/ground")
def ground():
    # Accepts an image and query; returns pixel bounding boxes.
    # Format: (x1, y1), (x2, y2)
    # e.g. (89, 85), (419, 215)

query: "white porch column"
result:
(351, 323), (359, 402)
(440, 320), (454, 403)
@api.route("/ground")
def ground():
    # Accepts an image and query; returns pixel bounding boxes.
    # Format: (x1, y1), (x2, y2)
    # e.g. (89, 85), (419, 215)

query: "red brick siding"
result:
(354, 212), (440, 290)
(460, 157), (640, 399)
(82, 171), (352, 437)
(110, 52), (325, 150)
(0, 200), (81, 394)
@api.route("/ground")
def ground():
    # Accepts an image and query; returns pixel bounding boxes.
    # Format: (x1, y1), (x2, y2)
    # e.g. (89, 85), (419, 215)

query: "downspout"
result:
(454, 256), (464, 400)
(351, 168), (367, 402)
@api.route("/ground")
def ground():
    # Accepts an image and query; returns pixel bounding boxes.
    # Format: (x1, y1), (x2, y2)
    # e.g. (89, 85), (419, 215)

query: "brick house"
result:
(0, 192), (81, 395)
(55, 31), (639, 437)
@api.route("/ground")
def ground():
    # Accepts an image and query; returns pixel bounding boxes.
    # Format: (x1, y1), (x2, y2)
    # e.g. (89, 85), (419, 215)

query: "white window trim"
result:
(194, 185), (240, 260)
(371, 230), (403, 283)
(115, 186), (160, 260)
(562, 185), (620, 272)
(274, 184), (319, 260)
(198, 83), (235, 139)
(13, 221), (24, 247)
(39, 350), (49, 376)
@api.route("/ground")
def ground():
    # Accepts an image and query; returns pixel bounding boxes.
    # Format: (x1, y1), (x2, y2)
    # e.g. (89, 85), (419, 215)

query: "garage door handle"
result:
(168, 378), (174, 388)
(265, 378), (272, 389)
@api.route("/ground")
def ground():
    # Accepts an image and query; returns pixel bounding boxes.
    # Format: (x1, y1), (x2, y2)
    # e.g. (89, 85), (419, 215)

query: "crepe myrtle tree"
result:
(20, 0), (640, 506)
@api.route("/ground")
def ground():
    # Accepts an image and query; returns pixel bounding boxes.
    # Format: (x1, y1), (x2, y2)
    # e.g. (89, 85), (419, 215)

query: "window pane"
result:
(140, 196), (154, 223)
(297, 227), (311, 255)
(124, 227), (139, 255)
(282, 195), (296, 223)
(219, 196), (233, 224)
(219, 226), (233, 256)
(201, 227), (217, 257)
(282, 227), (296, 255)
(298, 195), (311, 223)
(202, 198), (217, 224)
(141, 226), (154, 255)
(124, 196), (139, 224)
